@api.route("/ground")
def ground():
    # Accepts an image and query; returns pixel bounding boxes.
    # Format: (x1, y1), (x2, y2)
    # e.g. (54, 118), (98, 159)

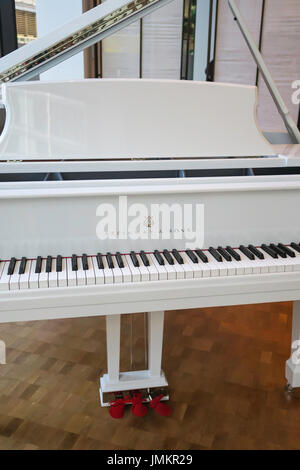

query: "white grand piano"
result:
(0, 0), (300, 407)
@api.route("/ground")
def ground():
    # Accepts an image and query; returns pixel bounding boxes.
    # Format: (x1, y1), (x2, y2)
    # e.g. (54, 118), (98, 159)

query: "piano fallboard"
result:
(0, 175), (299, 259)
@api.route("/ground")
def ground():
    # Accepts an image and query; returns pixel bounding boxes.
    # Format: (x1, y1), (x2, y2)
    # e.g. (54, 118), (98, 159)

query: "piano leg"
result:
(99, 311), (168, 407)
(286, 300), (300, 389)
(106, 314), (121, 385)
(148, 311), (165, 378)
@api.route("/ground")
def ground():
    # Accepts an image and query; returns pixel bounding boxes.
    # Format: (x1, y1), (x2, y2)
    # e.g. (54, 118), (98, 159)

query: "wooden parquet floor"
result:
(0, 301), (299, 450)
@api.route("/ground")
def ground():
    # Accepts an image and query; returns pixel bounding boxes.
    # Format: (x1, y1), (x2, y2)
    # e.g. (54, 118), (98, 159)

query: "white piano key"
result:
(163, 258), (177, 280)
(181, 252), (202, 278)
(102, 256), (114, 285)
(226, 263), (236, 276)
(66, 258), (77, 287)
(258, 251), (278, 273)
(57, 257), (68, 287)
(282, 257), (294, 273)
(84, 256), (96, 285)
(211, 253), (228, 277)
(111, 256), (123, 284)
(252, 254), (269, 274)
(19, 259), (31, 290)
(39, 259), (49, 288)
(230, 259), (245, 275)
(142, 254), (159, 281)
(221, 254), (236, 276)
(245, 257), (260, 274)
(246, 247), (269, 274)
(227, 249), (245, 275)
(271, 255), (286, 273)
(235, 250), (253, 274)
(10, 260), (21, 290)
(288, 247), (300, 272)
(178, 252), (194, 279)
(76, 257), (87, 286)
(125, 255), (141, 282)
(204, 252), (220, 277)
(149, 254), (167, 281)
(136, 259), (149, 282)
(116, 255), (131, 283)
(29, 259), (40, 289)
(243, 251), (262, 274)
(48, 260), (58, 288)
(279, 248), (299, 272)
(92, 256), (105, 285)
(195, 252), (212, 278)
(171, 258), (185, 280)
(0, 262), (9, 291)
(250, 259), (261, 275)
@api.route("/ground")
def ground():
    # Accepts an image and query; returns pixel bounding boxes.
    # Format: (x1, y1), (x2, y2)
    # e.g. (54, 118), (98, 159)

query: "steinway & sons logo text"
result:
(96, 196), (204, 249)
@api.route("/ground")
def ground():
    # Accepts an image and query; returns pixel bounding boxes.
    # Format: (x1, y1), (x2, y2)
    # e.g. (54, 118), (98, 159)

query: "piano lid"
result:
(0, 79), (275, 161)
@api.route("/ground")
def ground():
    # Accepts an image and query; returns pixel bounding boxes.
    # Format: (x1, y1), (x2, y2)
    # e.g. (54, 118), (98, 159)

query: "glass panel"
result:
(102, 20), (140, 78)
(15, 0), (37, 47)
(142, 0), (183, 79)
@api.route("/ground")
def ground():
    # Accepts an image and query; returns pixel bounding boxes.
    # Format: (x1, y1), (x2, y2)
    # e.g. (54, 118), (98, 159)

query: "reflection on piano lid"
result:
(0, 79), (276, 163)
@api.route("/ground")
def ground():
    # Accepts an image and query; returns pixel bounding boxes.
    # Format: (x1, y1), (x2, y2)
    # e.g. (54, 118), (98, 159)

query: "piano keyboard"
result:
(1, 243), (300, 291)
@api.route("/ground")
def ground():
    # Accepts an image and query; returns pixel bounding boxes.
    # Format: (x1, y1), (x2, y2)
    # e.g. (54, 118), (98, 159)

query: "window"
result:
(15, 0), (37, 47)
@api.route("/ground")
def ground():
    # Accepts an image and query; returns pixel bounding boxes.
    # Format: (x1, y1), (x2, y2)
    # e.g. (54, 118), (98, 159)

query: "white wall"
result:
(36, 0), (84, 81)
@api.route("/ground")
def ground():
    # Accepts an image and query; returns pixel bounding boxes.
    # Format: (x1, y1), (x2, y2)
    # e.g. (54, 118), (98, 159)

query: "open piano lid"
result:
(0, 78), (275, 161)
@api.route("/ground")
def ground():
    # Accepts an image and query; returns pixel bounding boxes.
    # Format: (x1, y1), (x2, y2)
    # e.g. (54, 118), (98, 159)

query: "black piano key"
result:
(195, 249), (208, 263)
(209, 247), (223, 262)
(163, 249), (174, 265)
(72, 254), (78, 271)
(186, 249), (198, 264)
(19, 257), (27, 275)
(82, 254), (89, 270)
(226, 246), (241, 261)
(261, 244), (278, 259)
(172, 249), (184, 265)
(116, 252), (124, 269)
(56, 255), (62, 273)
(248, 245), (264, 260)
(106, 253), (114, 269)
(277, 243), (296, 258)
(239, 245), (255, 260)
(35, 256), (42, 274)
(130, 251), (140, 268)
(8, 257), (16, 275)
(217, 247), (232, 262)
(154, 250), (165, 266)
(96, 253), (104, 270)
(140, 251), (150, 267)
(291, 242), (300, 254)
(45, 256), (52, 273)
(270, 243), (287, 258)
